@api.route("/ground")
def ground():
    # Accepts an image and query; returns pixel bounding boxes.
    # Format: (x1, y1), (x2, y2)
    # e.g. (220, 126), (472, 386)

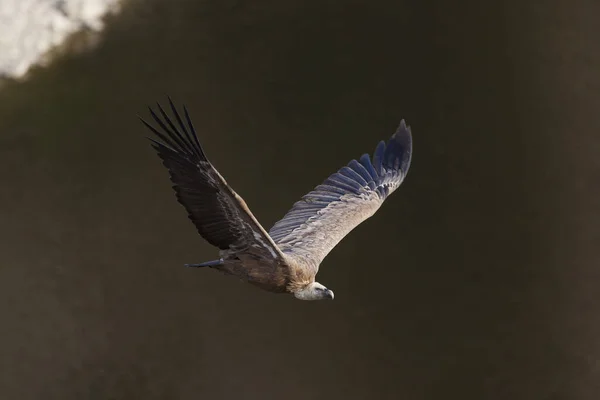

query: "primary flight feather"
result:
(141, 99), (412, 300)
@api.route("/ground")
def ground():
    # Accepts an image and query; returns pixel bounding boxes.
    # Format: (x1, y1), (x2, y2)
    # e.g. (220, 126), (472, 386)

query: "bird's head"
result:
(294, 282), (334, 301)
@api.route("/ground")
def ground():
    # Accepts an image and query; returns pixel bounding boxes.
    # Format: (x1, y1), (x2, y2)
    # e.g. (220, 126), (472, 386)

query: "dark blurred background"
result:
(0, 0), (599, 399)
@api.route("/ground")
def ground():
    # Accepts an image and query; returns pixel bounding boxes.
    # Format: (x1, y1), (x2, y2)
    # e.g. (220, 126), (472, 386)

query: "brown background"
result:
(0, 0), (599, 399)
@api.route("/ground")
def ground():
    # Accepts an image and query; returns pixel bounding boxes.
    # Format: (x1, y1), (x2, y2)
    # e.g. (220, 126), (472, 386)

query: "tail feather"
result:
(185, 259), (223, 268)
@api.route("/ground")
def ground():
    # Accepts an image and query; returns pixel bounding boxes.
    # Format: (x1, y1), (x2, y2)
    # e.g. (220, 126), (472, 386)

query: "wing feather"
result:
(268, 120), (412, 268)
(359, 153), (379, 181)
(142, 98), (283, 261)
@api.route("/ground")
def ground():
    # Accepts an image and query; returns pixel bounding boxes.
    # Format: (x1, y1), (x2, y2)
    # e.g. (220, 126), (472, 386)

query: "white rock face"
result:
(0, 0), (121, 79)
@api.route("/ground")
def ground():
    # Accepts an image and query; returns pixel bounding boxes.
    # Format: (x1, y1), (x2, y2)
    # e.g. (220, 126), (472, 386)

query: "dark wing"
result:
(268, 121), (412, 269)
(141, 99), (283, 261)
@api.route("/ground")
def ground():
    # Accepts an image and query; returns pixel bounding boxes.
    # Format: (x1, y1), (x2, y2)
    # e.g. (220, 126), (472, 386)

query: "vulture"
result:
(141, 99), (412, 300)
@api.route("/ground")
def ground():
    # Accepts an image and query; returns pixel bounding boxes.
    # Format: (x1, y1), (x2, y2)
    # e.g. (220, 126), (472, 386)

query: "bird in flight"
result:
(141, 99), (412, 300)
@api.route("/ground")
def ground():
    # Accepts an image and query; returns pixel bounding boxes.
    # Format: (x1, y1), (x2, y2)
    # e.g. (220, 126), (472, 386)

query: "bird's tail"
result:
(185, 259), (224, 268)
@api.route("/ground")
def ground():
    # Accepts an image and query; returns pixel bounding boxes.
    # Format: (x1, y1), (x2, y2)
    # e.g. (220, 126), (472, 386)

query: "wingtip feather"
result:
(141, 97), (210, 162)
(372, 140), (386, 175)
(390, 119), (412, 175)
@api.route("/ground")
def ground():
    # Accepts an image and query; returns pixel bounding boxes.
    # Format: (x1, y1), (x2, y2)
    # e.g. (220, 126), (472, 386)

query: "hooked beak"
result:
(325, 289), (334, 300)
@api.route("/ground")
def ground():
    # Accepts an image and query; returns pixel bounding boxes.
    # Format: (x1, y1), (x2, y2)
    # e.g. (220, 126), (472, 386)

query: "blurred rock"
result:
(0, 0), (120, 79)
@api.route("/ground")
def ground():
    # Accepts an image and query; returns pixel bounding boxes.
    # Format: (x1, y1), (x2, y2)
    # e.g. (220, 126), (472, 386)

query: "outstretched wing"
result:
(268, 121), (412, 269)
(141, 99), (283, 261)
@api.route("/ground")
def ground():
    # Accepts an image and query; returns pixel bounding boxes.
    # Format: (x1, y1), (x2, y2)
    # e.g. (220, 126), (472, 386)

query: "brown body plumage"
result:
(218, 251), (312, 293)
(141, 99), (412, 300)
